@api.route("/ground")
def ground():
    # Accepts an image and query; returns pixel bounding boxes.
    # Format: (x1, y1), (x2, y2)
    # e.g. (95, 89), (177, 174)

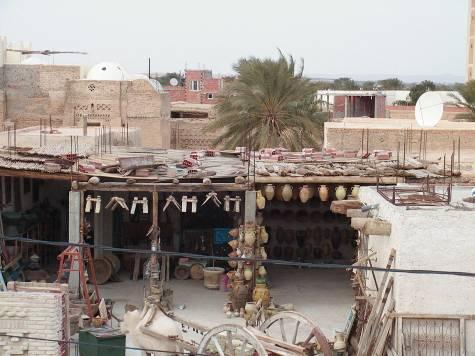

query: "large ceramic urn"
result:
(299, 185), (312, 203)
(281, 184), (293, 202)
(231, 279), (249, 311)
(335, 185), (347, 200)
(318, 185), (329, 201)
(252, 283), (270, 308)
(264, 184), (275, 200)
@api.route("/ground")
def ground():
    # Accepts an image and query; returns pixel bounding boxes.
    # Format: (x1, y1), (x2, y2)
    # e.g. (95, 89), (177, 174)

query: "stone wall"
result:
(0, 282), (69, 355)
(386, 105), (470, 121)
(324, 118), (475, 154)
(359, 187), (475, 353)
(170, 118), (223, 149)
(1, 64), (80, 129)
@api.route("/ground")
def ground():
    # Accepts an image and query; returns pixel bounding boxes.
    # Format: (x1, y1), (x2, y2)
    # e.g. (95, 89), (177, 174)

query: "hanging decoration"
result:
(224, 196), (242, 213)
(201, 191), (221, 207)
(85, 195), (101, 214)
(181, 196), (198, 213)
(163, 195), (181, 212)
(105, 196), (129, 211)
(130, 197), (148, 214)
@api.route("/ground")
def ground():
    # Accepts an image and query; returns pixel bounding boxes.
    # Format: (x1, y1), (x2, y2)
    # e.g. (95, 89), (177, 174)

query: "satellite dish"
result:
(415, 92), (443, 128)
(169, 78), (179, 86)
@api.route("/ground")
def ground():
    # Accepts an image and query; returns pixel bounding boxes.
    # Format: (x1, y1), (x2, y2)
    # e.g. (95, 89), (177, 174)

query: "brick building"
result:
(164, 69), (223, 104)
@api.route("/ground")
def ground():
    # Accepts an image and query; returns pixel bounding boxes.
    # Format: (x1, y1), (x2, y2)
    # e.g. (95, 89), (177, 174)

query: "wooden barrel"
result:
(203, 267), (224, 289)
(174, 265), (190, 280)
(93, 258), (113, 285)
(190, 264), (204, 280)
(104, 254), (121, 274)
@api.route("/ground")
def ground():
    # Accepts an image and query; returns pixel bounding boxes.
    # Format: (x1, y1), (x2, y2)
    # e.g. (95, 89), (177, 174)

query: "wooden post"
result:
(150, 191), (160, 294)
(68, 191), (81, 296)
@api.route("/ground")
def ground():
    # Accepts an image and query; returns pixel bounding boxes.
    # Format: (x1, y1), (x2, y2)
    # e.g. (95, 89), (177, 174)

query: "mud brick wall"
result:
(1, 64), (80, 129)
(170, 119), (224, 149)
(0, 282), (69, 355)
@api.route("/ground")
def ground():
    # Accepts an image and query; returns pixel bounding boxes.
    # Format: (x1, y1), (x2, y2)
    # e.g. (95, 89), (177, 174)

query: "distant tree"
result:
(207, 51), (327, 150)
(450, 80), (475, 121)
(333, 77), (358, 90)
(408, 80), (436, 104)
(313, 81), (335, 90)
(155, 72), (185, 86)
(361, 81), (376, 90)
(377, 78), (404, 90)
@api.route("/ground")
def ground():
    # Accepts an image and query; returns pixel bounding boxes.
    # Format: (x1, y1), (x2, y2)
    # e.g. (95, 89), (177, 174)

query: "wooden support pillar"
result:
(150, 191), (160, 294)
(244, 190), (256, 225)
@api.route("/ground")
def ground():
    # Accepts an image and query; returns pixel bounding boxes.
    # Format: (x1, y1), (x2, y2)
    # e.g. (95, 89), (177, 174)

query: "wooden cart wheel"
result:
(198, 324), (267, 356)
(259, 311), (332, 356)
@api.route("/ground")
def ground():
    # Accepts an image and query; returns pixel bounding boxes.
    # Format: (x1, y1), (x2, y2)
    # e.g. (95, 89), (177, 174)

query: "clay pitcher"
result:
(274, 185), (284, 201)
(256, 190), (266, 210)
(299, 185), (311, 203)
(318, 185), (329, 202)
(351, 185), (360, 198)
(281, 184), (293, 202)
(252, 283), (270, 308)
(335, 185), (347, 201)
(264, 184), (275, 200)
(243, 266), (253, 281)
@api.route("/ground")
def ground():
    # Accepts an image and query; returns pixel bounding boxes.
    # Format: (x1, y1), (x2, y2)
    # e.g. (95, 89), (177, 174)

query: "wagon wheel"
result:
(259, 311), (332, 356)
(198, 324), (267, 356)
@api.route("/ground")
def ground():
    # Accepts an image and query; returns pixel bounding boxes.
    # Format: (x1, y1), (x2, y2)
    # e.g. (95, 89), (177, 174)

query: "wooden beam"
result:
(255, 176), (398, 184)
(0, 168), (86, 181)
(362, 219), (392, 236)
(330, 199), (363, 215)
(75, 182), (247, 192)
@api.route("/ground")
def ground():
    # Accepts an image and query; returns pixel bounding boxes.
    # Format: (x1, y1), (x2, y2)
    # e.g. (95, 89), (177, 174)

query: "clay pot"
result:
(256, 191), (266, 210)
(228, 251), (238, 268)
(264, 184), (275, 200)
(228, 239), (239, 250)
(292, 186), (299, 201)
(334, 331), (346, 351)
(231, 279), (249, 311)
(284, 230), (294, 245)
(335, 185), (347, 201)
(245, 302), (257, 314)
(244, 229), (256, 247)
(228, 228), (239, 239)
(253, 283), (270, 308)
(281, 184), (293, 202)
(299, 185), (312, 203)
(318, 185), (329, 202)
(351, 185), (360, 198)
(259, 226), (269, 244)
(243, 266), (253, 281)
(313, 227), (322, 244)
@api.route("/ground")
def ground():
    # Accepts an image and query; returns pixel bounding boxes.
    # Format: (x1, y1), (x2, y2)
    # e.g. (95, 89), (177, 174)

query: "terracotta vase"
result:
(244, 229), (256, 247)
(231, 279), (249, 311)
(228, 251), (238, 268)
(351, 185), (360, 198)
(256, 191), (266, 210)
(318, 185), (329, 202)
(264, 184), (275, 200)
(260, 247), (268, 260)
(299, 185), (311, 203)
(252, 283), (270, 308)
(243, 266), (253, 281)
(228, 228), (239, 239)
(335, 185), (347, 201)
(245, 302), (257, 315)
(259, 226), (269, 244)
(334, 331), (346, 351)
(281, 184), (293, 202)
(228, 239), (239, 250)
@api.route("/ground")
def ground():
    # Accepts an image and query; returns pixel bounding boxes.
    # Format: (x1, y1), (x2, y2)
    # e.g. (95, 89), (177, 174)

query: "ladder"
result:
(56, 246), (100, 317)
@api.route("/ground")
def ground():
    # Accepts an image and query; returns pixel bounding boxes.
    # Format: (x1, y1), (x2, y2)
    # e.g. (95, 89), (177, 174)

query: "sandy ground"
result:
(87, 266), (354, 355)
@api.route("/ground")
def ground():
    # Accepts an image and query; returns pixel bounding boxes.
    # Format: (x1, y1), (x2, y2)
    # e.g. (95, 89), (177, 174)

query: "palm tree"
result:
(207, 52), (327, 150)
(451, 80), (475, 121)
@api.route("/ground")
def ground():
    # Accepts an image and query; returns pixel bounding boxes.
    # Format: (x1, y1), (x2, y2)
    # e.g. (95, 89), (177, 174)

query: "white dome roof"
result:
(21, 55), (51, 65)
(86, 62), (130, 80)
